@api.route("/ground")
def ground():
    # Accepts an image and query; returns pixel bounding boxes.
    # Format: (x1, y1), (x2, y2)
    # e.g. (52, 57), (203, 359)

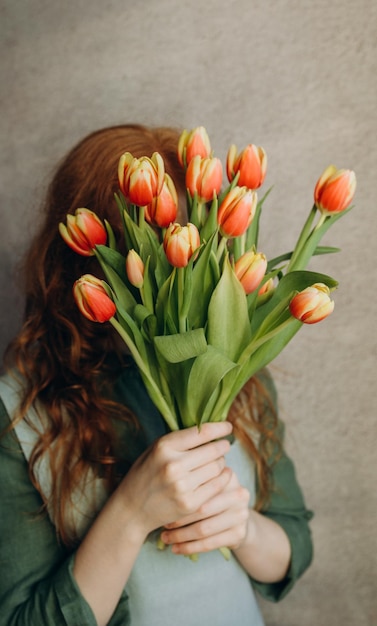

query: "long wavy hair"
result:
(4, 124), (279, 547)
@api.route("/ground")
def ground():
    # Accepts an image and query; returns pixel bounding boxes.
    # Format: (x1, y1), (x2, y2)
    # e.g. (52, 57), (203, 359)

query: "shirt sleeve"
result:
(250, 370), (314, 602)
(0, 397), (130, 626)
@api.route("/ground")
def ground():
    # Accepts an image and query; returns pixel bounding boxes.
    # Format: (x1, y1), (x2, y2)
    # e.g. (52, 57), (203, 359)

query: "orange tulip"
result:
(178, 126), (211, 167)
(118, 152), (165, 206)
(186, 155), (223, 203)
(227, 144), (267, 190)
(126, 250), (145, 288)
(314, 165), (356, 215)
(258, 277), (275, 296)
(289, 283), (334, 324)
(234, 251), (267, 294)
(217, 186), (257, 238)
(73, 275), (116, 323)
(59, 208), (107, 256)
(163, 222), (200, 268)
(145, 174), (178, 228)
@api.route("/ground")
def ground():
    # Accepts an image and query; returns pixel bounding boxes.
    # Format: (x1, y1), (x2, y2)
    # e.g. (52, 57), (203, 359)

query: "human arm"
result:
(0, 392), (233, 626)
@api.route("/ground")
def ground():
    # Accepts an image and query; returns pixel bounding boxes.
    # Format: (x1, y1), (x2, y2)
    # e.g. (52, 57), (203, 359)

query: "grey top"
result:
(126, 439), (265, 626)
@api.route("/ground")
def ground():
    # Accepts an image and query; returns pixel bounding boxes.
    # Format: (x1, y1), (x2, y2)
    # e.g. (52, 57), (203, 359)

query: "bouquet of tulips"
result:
(60, 126), (356, 433)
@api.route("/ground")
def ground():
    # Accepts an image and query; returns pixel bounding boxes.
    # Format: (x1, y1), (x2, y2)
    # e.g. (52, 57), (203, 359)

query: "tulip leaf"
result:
(207, 255), (252, 361)
(223, 317), (302, 416)
(246, 187), (273, 250)
(95, 247), (137, 313)
(189, 233), (220, 328)
(154, 328), (207, 363)
(200, 195), (219, 243)
(178, 346), (239, 428)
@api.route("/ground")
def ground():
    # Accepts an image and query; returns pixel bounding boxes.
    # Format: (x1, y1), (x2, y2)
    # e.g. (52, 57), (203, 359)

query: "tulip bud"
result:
(145, 174), (178, 228)
(178, 126), (211, 167)
(289, 283), (334, 324)
(126, 250), (145, 288)
(258, 277), (275, 296)
(59, 208), (107, 256)
(314, 165), (356, 215)
(73, 275), (116, 323)
(163, 222), (200, 268)
(118, 152), (165, 206)
(186, 155), (223, 203)
(227, 144), (267, 190)
(217, 186), (257, 238)
(234, 251), (267, 294)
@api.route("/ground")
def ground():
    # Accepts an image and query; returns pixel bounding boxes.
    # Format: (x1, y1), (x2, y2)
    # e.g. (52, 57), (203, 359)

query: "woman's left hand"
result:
(159, 469), (251, 555)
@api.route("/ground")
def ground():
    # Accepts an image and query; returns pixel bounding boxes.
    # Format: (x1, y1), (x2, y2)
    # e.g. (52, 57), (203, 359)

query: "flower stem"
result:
(178, 267), (187, 333)
(110, 317), (179, 431)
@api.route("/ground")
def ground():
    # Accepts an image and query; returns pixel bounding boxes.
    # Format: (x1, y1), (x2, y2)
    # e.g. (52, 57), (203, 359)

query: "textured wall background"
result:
(1, 1), (376, 624)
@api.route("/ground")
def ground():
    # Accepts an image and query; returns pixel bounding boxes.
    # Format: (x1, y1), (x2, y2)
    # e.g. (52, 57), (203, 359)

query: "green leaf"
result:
(154, 328), (207, 363)
(207, 255), (252, 361)
(95, 247), (137, 313)
(179, 346), (239, 428)
(189, 232), (220, 328)
(246, 186), (273, 250)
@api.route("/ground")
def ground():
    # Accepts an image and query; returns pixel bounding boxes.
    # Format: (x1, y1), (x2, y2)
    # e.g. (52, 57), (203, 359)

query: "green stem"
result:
(216, 236), (228, 262)
(287, 204), (318, 272)
(110, 317), (179, 431)
(178, 267), (187, 333)
(239, 317), (296, 365)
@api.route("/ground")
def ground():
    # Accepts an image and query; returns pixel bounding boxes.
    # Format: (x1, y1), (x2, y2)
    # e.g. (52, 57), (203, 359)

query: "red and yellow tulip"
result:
(118, 152), (165, 206)
(186, 155), (223, 203)
(163, 222), (200, 268)
(73, 275), (116, 323)
(59, 208), (107, 256)
(145, 174), (178, 228)
(217, 186), (257, 238)
(234, 251), (267, 294)
(227, 144), (267, 190)
(314, 165), (356, 215)
(289, 283), (334, 324)
(178, 126), (211, 167)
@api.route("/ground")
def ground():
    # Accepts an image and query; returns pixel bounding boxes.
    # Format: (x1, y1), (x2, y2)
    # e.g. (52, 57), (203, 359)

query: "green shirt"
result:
(0, 364), (313, 625)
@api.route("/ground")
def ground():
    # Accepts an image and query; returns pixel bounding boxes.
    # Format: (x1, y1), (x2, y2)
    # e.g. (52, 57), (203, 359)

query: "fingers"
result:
(161, 482), (251, 554)
(164, 421), (233, 452)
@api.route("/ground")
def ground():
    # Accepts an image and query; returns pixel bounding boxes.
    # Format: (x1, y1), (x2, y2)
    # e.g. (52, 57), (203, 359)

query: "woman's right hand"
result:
(118, 421), (234, 539)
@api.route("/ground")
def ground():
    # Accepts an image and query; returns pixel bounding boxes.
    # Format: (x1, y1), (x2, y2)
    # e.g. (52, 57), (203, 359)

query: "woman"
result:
(0, 124), (313, 626)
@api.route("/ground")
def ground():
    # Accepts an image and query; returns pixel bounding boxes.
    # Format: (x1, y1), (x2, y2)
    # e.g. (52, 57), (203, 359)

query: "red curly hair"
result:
(4, 124), (279, 546)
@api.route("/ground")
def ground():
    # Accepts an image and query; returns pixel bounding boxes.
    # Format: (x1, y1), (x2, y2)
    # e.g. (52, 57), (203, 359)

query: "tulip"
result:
(178, 126), (211, 167)
(217, 186), (257, 238)
(186, 155), (223, 203)
(73, 275), (116, 323)
(234, 251), (267, 294)
(258, 277), (275, 296)
(118, 152), (165, 206)
(227, 144), (267, 190)
(145, 174), (178, 228)
(289, 283), (334, 324)
(163, 222), (200, 268)
(314, 165), (356, 215)
(59, 208), (107, 256)
(126, 250), (145, 288)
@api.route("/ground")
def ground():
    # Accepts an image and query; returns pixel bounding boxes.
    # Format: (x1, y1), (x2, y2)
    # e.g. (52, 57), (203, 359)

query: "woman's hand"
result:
(74, 421), (233, 626)
(159, 468), (250, 555)
(119, 421), (234, 540)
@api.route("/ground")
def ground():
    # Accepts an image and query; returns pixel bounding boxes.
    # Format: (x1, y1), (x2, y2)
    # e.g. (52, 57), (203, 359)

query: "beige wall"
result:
(1, 1), (376, 624)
